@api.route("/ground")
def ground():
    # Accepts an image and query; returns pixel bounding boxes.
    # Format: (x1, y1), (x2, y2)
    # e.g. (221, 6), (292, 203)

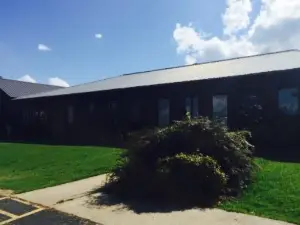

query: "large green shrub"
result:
(103, 117), (255, 206)
(157, 153), (227, 205)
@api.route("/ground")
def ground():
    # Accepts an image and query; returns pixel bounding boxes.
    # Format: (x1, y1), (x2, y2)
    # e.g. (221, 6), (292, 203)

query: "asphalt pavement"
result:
(0, 197), (100, 225)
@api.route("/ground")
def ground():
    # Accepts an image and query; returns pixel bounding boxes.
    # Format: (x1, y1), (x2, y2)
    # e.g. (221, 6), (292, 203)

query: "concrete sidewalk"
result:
(16, 175), (295, 225)
(17, 174), (107, 206)
(55, 193), (294, 225)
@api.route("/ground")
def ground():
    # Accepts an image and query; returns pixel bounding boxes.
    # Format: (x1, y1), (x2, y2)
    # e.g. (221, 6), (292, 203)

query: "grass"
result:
(220, 158), (300, 224)
(0, 142), (122, 193)
(1, 142), (299, 224)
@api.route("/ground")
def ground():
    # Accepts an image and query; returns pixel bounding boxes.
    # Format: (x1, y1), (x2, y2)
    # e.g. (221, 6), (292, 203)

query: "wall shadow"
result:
(255, 145), (300, 163)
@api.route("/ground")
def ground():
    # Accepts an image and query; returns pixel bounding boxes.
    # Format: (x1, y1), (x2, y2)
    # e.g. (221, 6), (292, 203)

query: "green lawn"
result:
(0, 142), (122, 193)
(221, 158), (300, 224)
(1, 143), (299, 224)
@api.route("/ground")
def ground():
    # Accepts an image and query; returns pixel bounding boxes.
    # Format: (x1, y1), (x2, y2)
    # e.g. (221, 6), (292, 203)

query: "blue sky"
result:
(1, 0), (299, 87)
(0, 0), (225, 86)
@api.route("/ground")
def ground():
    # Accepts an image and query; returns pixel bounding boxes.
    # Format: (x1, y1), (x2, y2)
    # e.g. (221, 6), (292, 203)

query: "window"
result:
(109, 101), (117, 112)
(67, 105), (74, 124)
(130, 103), (140, 123)
(213, 95), (228, 125)
(185, 96), (198, 118)
(89, 102), (95, 113)
(158, 98), (170, 126)
(192, 97), (199, 118)
(185, 97), (192, 114)
(238, 95), (263, 129)
(22, 109), (30, 124)
(39, 111), (47, 122)
(22, 109), (36, 124)
(279, 88), (299, 115)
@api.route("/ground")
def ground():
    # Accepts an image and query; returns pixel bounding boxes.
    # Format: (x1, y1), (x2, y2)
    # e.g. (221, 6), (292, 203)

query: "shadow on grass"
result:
(1, 138), (123, 149)
(88, 188), (209, 214)
(255, 146), (300, 163)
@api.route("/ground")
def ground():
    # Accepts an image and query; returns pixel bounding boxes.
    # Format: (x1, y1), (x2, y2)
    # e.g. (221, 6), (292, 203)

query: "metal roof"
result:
(16, 50), (300, 100)
(0, 78), (63, 98)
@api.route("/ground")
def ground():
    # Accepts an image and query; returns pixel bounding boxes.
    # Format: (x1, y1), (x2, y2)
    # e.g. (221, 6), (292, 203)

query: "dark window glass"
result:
(279, 88), (299, 115)
(67, 105), (74, 124)
(89, 102), (95, 113)
(185, 97), (192, 114)
(192, 96), (199, 117)
(185, 96), (198, 118)
(158, 98), (170, 126)
(213, 95), (228, 125)
(131, 103), (140, 122)
(109, 101), (117, 111)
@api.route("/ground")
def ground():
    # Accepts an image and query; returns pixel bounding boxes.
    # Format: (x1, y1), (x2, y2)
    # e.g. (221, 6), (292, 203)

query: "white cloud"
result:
(48, 77), (70, 87)
(248, 0), (300, 52)
(185, 55), (197, 65)
(18, 74), (37, 83)
(17, 75), (69, 87)
(173, 0), (300, 63)
(95, 33), (103, 39)
(173, 23), (257, 62)
(222, 0), (252, 36)
(38, 44), (51, 51)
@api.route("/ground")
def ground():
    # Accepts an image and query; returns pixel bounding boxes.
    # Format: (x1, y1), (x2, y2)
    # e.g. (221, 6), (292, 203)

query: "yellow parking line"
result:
(0, 209), (18, 219)
(9, 197), (31, 205)
(16, 208), (44, 218)
(5, 197), (45, 211)
(0, 208), (44, 225)
(11, 197), (43, 209)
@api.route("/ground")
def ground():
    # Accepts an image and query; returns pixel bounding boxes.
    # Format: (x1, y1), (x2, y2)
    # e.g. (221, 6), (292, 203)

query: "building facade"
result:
(17, 69), (300, 147)
(13, 50), (300, 147)
(0, 78), (62, 140)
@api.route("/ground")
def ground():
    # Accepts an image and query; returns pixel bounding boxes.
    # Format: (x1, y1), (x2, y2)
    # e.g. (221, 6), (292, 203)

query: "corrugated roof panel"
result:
(0, 79), (63, 98)
(16, 50), (300, 100)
